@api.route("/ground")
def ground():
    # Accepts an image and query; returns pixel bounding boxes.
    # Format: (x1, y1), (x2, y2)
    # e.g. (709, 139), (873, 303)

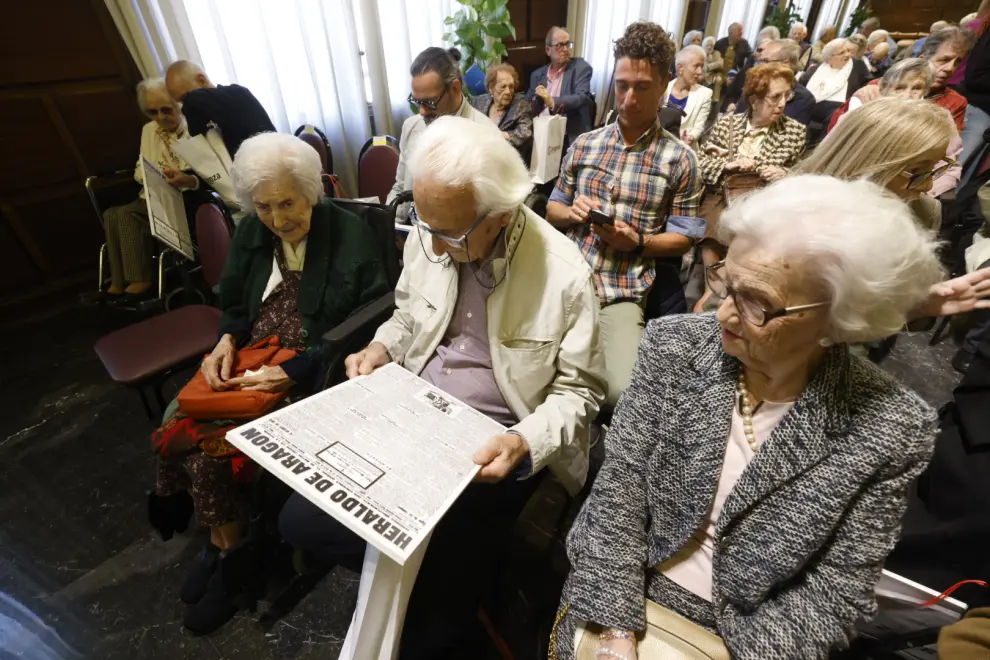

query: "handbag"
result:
(570, 600), (730, 660)
(176, 335), (298, 420)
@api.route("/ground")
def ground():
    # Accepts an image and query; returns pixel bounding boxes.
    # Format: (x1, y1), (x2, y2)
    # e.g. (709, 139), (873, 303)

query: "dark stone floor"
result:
(0, 299), (965, 659)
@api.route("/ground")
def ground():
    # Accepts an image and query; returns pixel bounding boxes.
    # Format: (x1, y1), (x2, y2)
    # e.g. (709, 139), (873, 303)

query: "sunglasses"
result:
(407, 86), (448, 112)
(901, 158), (957, 190)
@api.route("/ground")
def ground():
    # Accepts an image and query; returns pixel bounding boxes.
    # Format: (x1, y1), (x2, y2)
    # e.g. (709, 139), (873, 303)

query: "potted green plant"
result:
(442, 0), (516, 74)
(762, 0), (804, 38)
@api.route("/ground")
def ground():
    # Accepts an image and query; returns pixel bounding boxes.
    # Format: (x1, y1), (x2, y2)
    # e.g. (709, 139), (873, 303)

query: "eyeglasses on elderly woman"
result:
(901, 158), (958, 191)
(705, 261), (829, 326)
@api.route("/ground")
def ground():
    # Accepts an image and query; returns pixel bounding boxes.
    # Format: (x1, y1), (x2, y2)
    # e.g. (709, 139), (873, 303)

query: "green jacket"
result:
(218, 198), (389, 389)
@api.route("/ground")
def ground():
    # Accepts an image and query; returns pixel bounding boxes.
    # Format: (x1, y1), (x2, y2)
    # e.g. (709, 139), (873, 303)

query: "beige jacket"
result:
(372, 206), (607, 494)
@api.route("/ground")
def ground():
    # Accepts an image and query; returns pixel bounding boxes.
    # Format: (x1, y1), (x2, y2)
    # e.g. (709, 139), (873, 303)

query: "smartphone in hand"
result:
(589, 209), (614, 226)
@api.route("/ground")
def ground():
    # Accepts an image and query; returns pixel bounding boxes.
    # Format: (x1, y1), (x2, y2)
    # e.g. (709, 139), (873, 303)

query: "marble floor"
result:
(0, 299), (965, 660)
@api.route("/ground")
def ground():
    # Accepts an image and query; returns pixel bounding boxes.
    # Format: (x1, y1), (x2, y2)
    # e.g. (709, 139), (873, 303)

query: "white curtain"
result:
(105, 0), (372, 195)
(716, 0), (771, 45)
(791, 0), (815, 23)
(575, 0), (690, 125)
(812, 0), (851, 40)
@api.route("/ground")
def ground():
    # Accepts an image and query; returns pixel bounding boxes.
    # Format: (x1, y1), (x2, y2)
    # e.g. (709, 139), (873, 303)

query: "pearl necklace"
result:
(736, 372), (760, 452)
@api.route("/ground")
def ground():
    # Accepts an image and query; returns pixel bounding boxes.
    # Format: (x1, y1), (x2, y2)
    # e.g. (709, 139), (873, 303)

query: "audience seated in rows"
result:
(714, 23), (751, 97)
(807, 25), (837, 69)
(165, 60), (275, 158)
(788, 22), (811, 64)
(663, 45), (712, 146)
(100, 78), (195, 301)
(829, 27), (970, 133)
(556, 175), (957, 659)
(735, 39), (816, 125)
(526, 26), (594, 148)
(470, 63), (534, 164)
(914, 20), (951, 56)
(387, 47), (491, 222)
(799, 37), (870, 125)
(722, 33), (773, 110)
(546, 21), (705, 407)
(828, 59), (963, 198)
(148, 133), (389, 635)
(702, 36), (725, 101)
(279, 116), (607, 658)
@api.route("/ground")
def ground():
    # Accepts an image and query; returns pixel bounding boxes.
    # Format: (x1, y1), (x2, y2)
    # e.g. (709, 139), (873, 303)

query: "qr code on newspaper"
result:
(415, 388), (462, 418)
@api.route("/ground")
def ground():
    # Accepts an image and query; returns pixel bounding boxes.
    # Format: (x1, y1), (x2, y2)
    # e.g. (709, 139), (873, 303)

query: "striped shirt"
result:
(549, 119), (704, 306)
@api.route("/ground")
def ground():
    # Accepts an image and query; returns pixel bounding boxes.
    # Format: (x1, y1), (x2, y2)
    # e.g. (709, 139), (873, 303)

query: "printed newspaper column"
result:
(225, 363), (506, 564)
(141, 158), (195, 261)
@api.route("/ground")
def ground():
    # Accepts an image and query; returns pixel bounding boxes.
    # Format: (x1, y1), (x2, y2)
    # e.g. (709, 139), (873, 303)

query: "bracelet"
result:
(599, 629), (634, 642)
(594, 649), (630, 660)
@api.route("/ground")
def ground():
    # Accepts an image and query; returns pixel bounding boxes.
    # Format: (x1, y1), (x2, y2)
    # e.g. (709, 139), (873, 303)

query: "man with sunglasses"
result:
(280, 116), (606, 658)
(525, 26), (594, 147)
(387, 46), (494, 223)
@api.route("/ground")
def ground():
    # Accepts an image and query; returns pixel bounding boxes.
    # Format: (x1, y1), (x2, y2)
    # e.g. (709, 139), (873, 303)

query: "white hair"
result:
(718, 175), (943, 344)
(867, 29), (890, 48)
(822, 37), (849, 60)
(930, 20), (950, 33)
(961, 13), (978, 25)
(758, 26), (781, 41)
(702, 36), (717, 50)
(231, 133), (324, 211)
(682, 30), (704, 48)
(408, 116), (532, 217)
(677, 45), (706, 67)
(136, 77), (171, 113)
(789, 22), (807, 38)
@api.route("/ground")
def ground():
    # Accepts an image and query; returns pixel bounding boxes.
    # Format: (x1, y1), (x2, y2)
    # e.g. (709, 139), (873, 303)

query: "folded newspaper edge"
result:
(225, 363), (504, 565)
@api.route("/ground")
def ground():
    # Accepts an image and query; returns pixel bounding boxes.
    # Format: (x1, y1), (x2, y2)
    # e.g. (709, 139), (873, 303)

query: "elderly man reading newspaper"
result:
(278, 115), (607, 659)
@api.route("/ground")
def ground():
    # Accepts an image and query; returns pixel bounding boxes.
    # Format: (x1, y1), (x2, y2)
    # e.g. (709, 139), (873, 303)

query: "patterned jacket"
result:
(559, 313), (937, 659)
(698, 112), (807, 186)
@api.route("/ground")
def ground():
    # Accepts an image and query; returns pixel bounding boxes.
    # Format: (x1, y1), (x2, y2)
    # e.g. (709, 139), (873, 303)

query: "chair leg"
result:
(929, 316), (951, 346)
(136, 387), (154, 420)
(152, 379), (168, 418)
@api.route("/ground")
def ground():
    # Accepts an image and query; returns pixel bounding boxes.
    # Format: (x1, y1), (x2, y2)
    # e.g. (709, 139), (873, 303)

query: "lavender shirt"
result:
(421, 254), (517, 427)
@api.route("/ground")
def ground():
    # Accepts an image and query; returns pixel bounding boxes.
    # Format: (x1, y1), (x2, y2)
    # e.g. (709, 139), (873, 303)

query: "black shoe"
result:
(147, 490), (194, 541)
(953, 349), (975, 374)
(183, 542), (264, 635)
(180, 542), (221, 605)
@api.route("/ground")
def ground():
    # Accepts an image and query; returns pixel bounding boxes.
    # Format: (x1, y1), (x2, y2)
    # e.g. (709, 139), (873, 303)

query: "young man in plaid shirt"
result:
(547, 20), (705, 406)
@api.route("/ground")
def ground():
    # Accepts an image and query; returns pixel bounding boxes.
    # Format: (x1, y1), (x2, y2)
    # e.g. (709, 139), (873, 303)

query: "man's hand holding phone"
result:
(568, 195), (601, 225)
(589, 209), (614, 226)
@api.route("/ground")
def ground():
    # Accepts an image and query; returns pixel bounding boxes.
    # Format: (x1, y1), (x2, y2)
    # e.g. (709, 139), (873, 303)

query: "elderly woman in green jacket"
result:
(148, 132), (388, 636)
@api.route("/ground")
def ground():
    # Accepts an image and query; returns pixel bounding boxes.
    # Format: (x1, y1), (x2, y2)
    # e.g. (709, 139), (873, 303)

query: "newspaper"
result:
(141, 158), (194, 260)
(856, 570), (966, 659)
(225, 363), (505, 564)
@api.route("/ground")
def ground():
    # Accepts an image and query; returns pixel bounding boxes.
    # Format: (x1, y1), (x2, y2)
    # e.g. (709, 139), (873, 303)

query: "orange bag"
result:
(177, 336), (298, 420)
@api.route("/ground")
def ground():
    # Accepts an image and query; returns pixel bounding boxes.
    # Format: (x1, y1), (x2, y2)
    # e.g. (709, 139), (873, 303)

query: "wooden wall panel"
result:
(0, 1), (143, 305)
(871, 0), (979, 34)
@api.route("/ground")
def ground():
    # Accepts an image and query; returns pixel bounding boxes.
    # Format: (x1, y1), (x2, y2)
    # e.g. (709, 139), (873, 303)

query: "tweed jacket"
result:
(561, 313), (938, 659)
(470, 93), (534, 164)
(698, 112), (807, 186)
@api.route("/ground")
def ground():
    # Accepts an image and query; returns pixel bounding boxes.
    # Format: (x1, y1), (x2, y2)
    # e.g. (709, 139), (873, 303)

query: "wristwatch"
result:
(632, 231), (645, 257)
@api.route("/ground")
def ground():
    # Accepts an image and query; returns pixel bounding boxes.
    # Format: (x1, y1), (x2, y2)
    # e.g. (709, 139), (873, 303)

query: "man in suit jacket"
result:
(714, 23), (751, 73)
(165, 60), (275, 158)
(525, 26), (594, 144)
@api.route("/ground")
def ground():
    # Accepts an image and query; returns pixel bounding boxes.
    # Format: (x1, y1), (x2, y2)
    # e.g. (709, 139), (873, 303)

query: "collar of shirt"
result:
(612, 118), (663, 150)
(744, 121), (769, 138)
(281, 236), (308, 272)
(455, 97), (472, 118)
(547, 63), (567, 82)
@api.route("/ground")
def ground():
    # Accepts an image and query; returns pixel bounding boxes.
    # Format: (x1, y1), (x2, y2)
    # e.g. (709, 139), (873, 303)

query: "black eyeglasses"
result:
(901, 158), (958, 191)
(706, 261), (828, 326)
(407, 85), (448, 111)
(551, 41), (574, 51)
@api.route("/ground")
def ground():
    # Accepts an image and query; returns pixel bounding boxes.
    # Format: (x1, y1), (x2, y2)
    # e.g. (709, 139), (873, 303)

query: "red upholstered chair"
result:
(94, 202), (234, 418)
(295, 125), (336, 196)
(357, 136), (400, 204)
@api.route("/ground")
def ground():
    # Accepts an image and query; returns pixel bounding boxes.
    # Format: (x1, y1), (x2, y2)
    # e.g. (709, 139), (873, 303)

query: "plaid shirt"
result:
(549, 120), (704, 306)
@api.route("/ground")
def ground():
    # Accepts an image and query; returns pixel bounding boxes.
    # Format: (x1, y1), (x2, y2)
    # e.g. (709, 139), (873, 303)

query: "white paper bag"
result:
(172, 128), (239, 210)
(529, 115), (567, 184)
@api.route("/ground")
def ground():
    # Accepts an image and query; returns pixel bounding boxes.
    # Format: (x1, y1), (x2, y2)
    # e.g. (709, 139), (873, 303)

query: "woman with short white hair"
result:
(757, 25), (780, 41)
(682, 29), (703, 48)
(800, 37), (871, 124)
(702, 36), (725, 100)
(148, 131), (389, 635)
(664, 45), (714, 145)
(554, 175), (955, 659)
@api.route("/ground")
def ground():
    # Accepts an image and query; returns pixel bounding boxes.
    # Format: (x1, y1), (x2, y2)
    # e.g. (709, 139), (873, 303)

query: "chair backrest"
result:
(331, 198), (402, 289)
(294, 125), (334, 174)
(195, 203), (234, 289)
(358, 140), (401, 205)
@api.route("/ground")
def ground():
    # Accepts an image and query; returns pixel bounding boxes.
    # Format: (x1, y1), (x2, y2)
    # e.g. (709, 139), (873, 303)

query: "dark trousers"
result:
(278, 472), (544, 659)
